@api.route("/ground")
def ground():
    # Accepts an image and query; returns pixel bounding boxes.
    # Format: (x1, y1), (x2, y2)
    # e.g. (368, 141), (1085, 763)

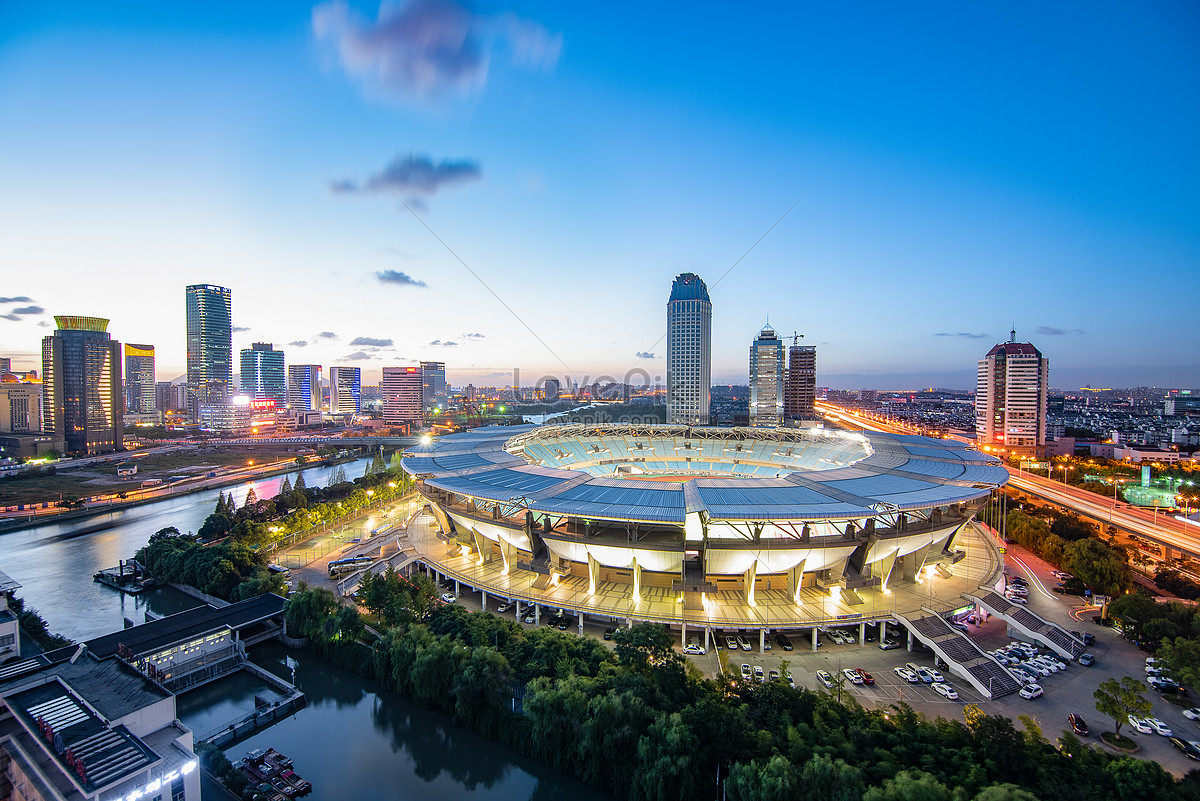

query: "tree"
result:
(973, 785), (1042, 801)
(1158, 636), (1200, 688)
(279, 475), (292, 496)
(294, 472), (307, 492)
(1093, 676), (1152, 738)
(863, 769), (952, 801)
(1064, 538), (1131, 597)
(244, 487), (258, 506)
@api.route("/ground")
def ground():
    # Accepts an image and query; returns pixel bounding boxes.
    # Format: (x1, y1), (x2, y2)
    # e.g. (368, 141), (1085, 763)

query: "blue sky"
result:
(1, 1), (1197, 391)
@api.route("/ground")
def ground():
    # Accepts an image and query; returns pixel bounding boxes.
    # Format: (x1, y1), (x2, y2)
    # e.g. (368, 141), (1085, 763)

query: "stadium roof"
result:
(403, 425), (1008, 524)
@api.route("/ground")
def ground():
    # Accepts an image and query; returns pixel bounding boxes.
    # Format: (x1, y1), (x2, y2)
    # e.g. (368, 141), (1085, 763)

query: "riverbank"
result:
(0, 454), (361, 534)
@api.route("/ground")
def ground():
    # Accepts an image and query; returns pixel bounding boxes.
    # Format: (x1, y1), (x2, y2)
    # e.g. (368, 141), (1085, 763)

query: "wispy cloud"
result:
(350, 336), (393, 347)
(1035, 326), (1086, 336)
(312, 0), (561, 104)
(317, 331), (338, 339)
(375, 269), (428, 288)
(635, 351), (656, 359)
(288, 340), (308, 347)
(334, 154), (481, 197)
(232, 326), (251, 333)
(429, 339), (457, 347)
(1, 304), (45, 322)
(0, 297), (33, 304)
(933, 332), (988, 339)
(342, 351), (376, 361)
(462, 332), (484, 339)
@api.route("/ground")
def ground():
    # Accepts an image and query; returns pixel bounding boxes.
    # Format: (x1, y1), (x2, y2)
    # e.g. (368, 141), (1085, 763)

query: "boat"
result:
(236, 748), (311, 798)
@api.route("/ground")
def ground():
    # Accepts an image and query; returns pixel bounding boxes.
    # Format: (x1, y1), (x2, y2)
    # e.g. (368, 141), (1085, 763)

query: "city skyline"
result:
(1, 3), (1198, 390)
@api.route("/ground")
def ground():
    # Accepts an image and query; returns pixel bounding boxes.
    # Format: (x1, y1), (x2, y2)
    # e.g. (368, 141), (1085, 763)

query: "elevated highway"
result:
(818, 401), (1199, 559)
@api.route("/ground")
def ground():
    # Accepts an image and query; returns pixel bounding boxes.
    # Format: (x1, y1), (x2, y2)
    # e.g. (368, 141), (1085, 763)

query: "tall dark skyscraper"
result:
(330, 366), (361, 414)
(420, 361), (446, 415)
(185, 284), (232, 418)
(123, 343), (156, 414)
(666, 273), (711, 425)
(239, 342), (286, 405)
(41, 315), (123, 454)
(784, 337), (817, 423)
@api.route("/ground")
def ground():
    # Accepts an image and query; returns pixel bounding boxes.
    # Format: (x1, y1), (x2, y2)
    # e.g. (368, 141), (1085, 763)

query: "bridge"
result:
(219, 435), (421, 448)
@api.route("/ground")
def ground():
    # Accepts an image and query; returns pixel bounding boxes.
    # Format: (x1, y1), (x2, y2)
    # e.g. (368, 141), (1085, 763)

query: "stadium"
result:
(398, 424), (1070, 696)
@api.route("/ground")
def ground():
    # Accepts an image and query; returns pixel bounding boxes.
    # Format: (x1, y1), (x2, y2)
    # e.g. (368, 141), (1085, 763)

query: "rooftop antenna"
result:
(1010, 324), (1016, 343)
(791, 331), (805, 346)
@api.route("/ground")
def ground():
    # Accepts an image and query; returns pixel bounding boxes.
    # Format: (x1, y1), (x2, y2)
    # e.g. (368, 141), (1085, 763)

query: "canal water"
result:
(222, 642), (610, 801)
(0, 455), (372, 641)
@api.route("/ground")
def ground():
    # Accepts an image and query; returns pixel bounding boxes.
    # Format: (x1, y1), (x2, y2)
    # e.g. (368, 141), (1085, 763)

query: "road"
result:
(817, 402), (1198, 556)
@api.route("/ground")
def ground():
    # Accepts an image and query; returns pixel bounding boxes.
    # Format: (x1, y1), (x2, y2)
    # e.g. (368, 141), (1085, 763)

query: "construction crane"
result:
(791, 332), (805, 346)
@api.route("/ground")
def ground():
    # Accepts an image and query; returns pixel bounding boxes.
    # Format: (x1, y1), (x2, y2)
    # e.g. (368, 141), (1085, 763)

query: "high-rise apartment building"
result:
(784, 340), (817, 422)
(666, 273), (712, 425)
(382, 366), (423, 426)
(287, 364), (322, 411)
(329, 366), (361, 414)
(185, 284), (232, 417)
(975, 332), (1049, 456)
(123, 343), (156, 414)
(0, 358), (10, 374)
(156, 381), (188, 413)
(0, 384), (41, 433)
(749, 324), (784, 427)
(420, 361), (446, 416)
(41, 316), (123, 454)
(239, 343), (285, 405)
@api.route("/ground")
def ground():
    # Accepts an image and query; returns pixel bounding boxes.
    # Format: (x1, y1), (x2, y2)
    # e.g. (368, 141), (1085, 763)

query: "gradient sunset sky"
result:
(2, 2), (1197, 391)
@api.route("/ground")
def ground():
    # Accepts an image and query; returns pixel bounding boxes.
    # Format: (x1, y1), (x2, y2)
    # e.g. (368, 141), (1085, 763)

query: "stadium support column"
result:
(745, 559), (758, 606)
(632, 557), (642, 604)
(588, 552), (600, 596)
(880, 620), (888, 642)
(877, 551), (898, 593)
(472, 528), (490, 564)
(811, 627), (819, 652)
(787, 558), (807, 604)
(498, 538), (516, 575)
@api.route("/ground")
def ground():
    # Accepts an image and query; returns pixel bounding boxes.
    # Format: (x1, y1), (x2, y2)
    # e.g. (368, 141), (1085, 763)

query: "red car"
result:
(856, 669), (875, 686)
(1068, 714), (1089, 737)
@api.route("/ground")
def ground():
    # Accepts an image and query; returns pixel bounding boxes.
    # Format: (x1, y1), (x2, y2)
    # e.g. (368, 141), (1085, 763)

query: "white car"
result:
(740, 663), (752, 679)
(440, 593), (456, 603)
(817, 670), (835, 688)
(1009, 671), (1035, 686)
(1023, 662), (1051, 678)
(931, 682), (959, 700)
(828, 629), (845, 644)
(683, 643), (705, 655)
(1008, 595), (1028, 605)
(1127, 717), (1152, 735)
(843, 668), (864, 685)
(926, 668), (945, 683)
(1148, 718), (1173, 737)
(496, 601), (513, 613)
(1182, 708), (1200, 721)
(754, 665), (765, 683)
(894, 666), (920, 683)
(738, 635), (753, 652)
(1018, 684), (1043, 699)
(840, 630), (857, 644)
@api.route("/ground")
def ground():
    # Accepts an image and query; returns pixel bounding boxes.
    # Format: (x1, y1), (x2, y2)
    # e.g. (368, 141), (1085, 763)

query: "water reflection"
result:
(232, 643), (611, 801)
(0, 456), (371, 641)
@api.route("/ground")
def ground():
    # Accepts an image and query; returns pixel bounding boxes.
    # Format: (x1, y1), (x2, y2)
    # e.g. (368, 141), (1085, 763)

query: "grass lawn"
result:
(0, 474), (98, 505)
(1100, 730), (1138, 751)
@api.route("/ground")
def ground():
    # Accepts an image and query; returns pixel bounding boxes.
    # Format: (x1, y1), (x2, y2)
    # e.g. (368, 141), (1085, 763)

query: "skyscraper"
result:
(420, 361), (446, 416)
(329, 366), (361, 414)
(185, 284), (232, 418)
(287, 364), (322, 411)
(749, 324), (784, 427)
(239, 343), (286, 405)
(784, 338), (817, 423)
(975, 331), (1049, 456)
(382, 366), (423, 426)
(41, 316), (123, 454)
(123, 343), (156, 414)
(666, 273), (711, 425)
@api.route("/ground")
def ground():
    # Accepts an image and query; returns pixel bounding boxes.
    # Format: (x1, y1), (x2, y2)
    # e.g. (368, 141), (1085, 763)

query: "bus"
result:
(328, 555), (373, 578)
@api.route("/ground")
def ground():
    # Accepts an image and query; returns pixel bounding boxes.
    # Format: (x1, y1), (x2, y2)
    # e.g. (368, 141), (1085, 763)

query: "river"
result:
(0, 453), (612, 801)
(0, 455), (372, 641)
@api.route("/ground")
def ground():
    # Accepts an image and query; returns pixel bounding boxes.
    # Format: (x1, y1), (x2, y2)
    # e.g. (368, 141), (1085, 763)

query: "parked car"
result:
(932, 682), (959, 700)
(879, 639), (901, 650)
(775, 632), (794, 651)
(738, 634), (753, 652)
(843, 668), (864, 685)
(1018, 684), (1043, 699)
(603, 626), (617, 640)
(1128, 717), (1153, 734)
(753, 665), (765, 682)
(725, 636), (740, 650)
(496, 601), (513, 613)
(786, 675), (795, 688)
(740, 664), (752, 680)
(1170, 737), (1200, 760)
(1148, 718), (1174, 737)
(1078, 653), (1095, 666)
(839, 629), (856, 644)
(523, 612), (536, 624)
(828, 629), (845, 645)
(817, 670), (834, 688)
(440, 593), (457, 603)
(1182, 707), (1200, 721)
(1008, 595), (1028, 605)
(857, 669), (875, 686)
(683, 643), (705, 655)
(1068, 714), (1089, 736)
(894, 666), (920, 684)
(768, 669), (781, 682)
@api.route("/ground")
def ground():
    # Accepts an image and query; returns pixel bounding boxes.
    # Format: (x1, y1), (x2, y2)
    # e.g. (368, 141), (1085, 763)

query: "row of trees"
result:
(1108, 592), (1200, 689)
(197, 454), (414, 547)
(278, 580), (1196, 801)
(1001, 507), (1132, 597)
(139, 526), (285, 600)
